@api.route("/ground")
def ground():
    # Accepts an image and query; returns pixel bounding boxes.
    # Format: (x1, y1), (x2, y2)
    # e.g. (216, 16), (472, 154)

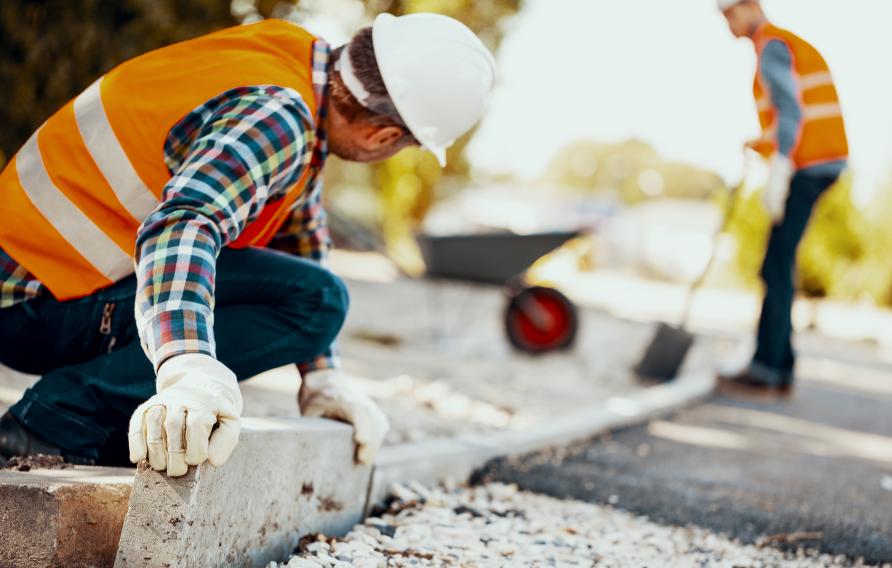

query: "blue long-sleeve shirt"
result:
(760, 40), (846, 177)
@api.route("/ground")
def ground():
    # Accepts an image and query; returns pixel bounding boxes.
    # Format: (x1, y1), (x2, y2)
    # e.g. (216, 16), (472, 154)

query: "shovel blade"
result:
(634, 322), (695, 382)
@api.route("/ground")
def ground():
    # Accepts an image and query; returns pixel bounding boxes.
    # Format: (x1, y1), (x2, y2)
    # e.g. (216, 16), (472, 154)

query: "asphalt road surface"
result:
(475, 345), (892, 564)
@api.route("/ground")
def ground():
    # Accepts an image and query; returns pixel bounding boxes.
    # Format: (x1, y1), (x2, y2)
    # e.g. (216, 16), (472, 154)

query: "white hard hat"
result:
(370, 13), (496, 166)
(717, 0), (751, 10)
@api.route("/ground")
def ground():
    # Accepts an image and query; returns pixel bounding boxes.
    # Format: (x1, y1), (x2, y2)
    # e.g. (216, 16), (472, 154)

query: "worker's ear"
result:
(366, 125), (406, 150)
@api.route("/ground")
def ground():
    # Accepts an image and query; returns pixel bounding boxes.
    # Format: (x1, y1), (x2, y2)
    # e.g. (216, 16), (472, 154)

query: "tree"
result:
(0, 0), (237, 167)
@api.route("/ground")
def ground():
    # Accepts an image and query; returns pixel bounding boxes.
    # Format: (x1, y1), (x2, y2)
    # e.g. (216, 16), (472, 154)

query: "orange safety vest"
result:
(0, 20), (321, 301)
(751, 22), (848, 170)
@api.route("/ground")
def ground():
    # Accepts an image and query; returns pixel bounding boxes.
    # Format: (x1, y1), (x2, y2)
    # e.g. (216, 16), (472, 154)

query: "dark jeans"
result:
(752, 170), (839, 379)
(0, 248), (348, 464)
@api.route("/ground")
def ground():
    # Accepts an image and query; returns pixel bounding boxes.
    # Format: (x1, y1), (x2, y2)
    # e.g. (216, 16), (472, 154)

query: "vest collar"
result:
(750, 19), (771, 43)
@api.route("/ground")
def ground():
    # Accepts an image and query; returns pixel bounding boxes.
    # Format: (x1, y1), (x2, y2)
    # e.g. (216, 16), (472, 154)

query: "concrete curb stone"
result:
(0, 466), (134, 568)
(114, 417), (371, 568)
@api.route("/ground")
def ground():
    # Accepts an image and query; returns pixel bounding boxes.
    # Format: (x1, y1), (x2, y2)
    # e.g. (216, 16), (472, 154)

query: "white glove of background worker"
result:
(128, 353), (243, 477)
(762, 153), (794, 224)
(300, 370), (389, 465)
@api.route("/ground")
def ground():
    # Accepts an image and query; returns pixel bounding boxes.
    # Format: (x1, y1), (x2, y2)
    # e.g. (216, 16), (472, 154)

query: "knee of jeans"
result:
(294, 269), (349, 351)
(323, 271), (350, 336)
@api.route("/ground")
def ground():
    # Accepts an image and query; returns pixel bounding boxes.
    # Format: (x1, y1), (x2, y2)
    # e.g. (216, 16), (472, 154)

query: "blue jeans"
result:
(752, 171), (839, 382)
(0, 248), (348, 463)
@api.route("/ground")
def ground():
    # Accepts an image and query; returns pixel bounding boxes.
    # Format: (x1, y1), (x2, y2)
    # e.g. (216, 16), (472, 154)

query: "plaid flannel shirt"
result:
(0, 38), (338, 375)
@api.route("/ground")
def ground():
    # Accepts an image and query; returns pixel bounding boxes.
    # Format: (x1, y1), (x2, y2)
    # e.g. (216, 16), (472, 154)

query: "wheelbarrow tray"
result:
(417, 230), (579, 285)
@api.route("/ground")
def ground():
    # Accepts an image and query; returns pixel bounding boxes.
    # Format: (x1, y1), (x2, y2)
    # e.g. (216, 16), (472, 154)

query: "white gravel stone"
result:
(282, 482), (880, 568)
(283, 559), (323, 568)
(305, 542), (330, 554)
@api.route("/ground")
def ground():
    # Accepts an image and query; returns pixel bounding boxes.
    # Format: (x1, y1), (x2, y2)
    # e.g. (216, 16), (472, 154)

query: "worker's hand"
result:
(300, 370), (389, 465)
(762, 153), (794, 224)
(128, 354), (243, 477)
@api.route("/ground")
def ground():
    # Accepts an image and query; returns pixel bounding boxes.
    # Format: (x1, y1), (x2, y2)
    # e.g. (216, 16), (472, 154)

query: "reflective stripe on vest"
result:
(16, 131), (134, 282)
(799, 71), (834, 90)
(74, 79), (160, 222)
(0, 20), (320, 300)
(802, 102), (843, 121)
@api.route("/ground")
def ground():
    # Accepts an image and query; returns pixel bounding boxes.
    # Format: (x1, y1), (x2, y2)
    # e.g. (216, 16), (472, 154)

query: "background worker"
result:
(0, 14), (495, 475)
(717, 0), (848, 392)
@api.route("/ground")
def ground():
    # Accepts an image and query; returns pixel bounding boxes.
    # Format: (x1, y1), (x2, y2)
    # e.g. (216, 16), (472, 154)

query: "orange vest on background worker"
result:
(751, 22), (848, 170)
(0, 20), (320, 301)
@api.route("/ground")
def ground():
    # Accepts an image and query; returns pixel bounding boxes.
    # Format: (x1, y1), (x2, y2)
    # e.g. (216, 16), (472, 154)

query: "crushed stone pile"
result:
(270, 483), (876, 568)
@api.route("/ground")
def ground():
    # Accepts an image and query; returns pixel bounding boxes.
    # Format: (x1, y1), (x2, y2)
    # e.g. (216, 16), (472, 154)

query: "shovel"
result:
(633, 176), (745, 382)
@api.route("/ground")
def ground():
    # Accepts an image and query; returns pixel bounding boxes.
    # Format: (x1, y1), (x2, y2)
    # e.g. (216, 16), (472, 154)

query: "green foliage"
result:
(796, 173), (866, 298)
(550, 136), (892, 309)
(544, 139), (725, 203)
(723, 185), (770, 290)
(0, 0), (237, 167)
(725, 172), (892, 306)
(365, 0), (521, 49)
(374, 147), (443, 274)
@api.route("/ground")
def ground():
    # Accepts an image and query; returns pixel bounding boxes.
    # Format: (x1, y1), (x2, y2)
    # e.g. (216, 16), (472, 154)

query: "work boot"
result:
(717, 363), (792, 398)
(0, 411), (94, 466)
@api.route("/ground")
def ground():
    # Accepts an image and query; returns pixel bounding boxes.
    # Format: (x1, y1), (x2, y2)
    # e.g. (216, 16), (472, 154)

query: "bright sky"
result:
(466, 0), (892, 201)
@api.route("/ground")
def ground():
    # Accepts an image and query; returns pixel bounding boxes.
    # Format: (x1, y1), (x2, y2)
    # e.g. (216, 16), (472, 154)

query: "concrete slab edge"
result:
(367, 372), (715, 507)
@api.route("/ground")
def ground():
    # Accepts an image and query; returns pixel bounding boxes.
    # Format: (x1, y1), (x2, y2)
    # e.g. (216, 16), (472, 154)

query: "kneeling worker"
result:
(0, 14), (495, 474)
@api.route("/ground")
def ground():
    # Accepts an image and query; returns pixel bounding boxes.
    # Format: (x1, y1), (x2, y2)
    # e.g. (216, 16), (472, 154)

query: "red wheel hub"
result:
(505, 287), (578, 354)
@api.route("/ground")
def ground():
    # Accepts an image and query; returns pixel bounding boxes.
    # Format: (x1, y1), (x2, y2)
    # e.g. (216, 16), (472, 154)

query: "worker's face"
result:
(722, 3), (760, 38)
(326, 104), (417, 163)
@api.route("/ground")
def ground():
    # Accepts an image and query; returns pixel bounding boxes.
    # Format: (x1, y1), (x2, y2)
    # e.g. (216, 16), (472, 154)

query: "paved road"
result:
(475, 349), (892, 564)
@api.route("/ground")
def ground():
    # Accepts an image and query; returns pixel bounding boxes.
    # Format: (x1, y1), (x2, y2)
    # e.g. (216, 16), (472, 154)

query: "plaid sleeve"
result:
(135, 88), (314, 371)
(268, 176), (341, 373)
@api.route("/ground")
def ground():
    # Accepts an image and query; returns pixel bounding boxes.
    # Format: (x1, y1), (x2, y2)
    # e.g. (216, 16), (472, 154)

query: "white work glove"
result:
(300, 370), (389, 465)
(128, 353), (243, 477)
(763, 153), (794, 224)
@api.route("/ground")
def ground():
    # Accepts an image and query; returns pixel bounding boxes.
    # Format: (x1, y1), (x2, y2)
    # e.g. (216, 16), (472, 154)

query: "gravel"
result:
(271, 483), (880, 568)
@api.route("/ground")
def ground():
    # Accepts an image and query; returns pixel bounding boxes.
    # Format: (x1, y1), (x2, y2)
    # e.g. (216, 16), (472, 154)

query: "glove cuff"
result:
(156, 353), (236, 392)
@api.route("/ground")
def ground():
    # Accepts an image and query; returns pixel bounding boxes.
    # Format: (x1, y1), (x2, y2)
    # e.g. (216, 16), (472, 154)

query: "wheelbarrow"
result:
(416, 231), (580, 354)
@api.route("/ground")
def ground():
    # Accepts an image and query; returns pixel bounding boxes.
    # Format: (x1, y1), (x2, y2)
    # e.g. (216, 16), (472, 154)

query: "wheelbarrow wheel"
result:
(505, 286), (578, 354)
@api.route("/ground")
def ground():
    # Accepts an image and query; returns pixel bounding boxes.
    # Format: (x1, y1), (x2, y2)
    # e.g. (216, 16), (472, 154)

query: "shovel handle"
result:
(679, 175), (746, 328)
